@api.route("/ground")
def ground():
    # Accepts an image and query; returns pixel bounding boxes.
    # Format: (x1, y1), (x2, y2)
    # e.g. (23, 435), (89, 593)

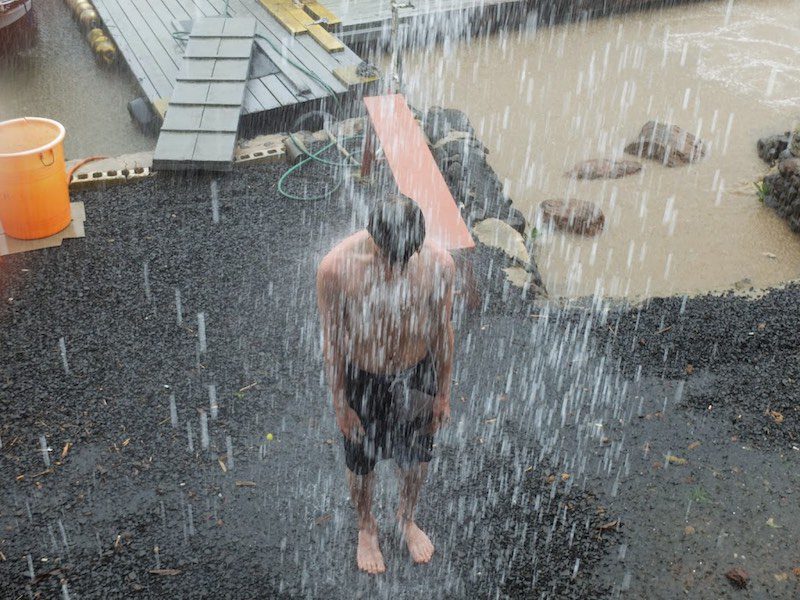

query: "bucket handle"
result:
(39, 149), (55, 167)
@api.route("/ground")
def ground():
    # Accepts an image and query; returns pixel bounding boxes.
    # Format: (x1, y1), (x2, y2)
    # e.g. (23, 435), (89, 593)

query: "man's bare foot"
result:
(357, 528), (386, 574)
(403, 521), (434, 564)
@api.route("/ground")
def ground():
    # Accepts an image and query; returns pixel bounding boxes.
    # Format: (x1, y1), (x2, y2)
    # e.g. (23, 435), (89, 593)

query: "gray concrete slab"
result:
(207, 82), (248, 105)
(171, 82), (211, 105)
(222, 17), (257, 37)
(153, 131), (198, 161)
(218, 38), (255, 59)
(161, 106), (205, 131)
(199, 107), (242, 132)
(211, 59), (251, 81)
(176, 59), (216, 81)
(184, 38), (222, 59)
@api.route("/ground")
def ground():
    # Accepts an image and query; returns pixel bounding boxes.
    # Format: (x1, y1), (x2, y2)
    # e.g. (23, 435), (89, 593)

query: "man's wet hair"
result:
(367, 194), (426, 267)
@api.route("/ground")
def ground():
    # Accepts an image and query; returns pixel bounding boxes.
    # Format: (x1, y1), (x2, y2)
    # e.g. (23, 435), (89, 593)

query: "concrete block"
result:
(185, 37), (222, 58)
(191, 18), (225, 37)
(211, 59), (250, 81)
(207, 82), (246, 105)
(199, 106), (241, 132)
(222, 17), (256, 38)
(177, 59), (216, 81)
(161, 106), (205, 131)
(171, 82), (211, 105)
(154, 131), (198, 161)
(217, 38), (254, 59)
(193, 132), (237, 165)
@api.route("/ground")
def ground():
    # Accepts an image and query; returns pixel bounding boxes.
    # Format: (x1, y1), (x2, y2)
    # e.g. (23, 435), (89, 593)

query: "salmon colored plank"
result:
(364, 94), (474, 251)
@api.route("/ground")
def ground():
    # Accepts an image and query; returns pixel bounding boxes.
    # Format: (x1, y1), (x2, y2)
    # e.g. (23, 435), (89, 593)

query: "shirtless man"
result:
(317, 194), (455, 574)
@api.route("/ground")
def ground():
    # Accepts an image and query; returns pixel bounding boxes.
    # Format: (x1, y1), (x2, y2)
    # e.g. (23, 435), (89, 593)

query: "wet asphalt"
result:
(0, 159), (798, 599)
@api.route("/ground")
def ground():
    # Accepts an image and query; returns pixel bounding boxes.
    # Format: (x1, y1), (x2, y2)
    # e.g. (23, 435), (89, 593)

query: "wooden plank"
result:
(245, 78), (282, 111)
(301, 1), (341, 28)
(92, 1), (161, 101)
(261, 73), (296, 107)
(306, 23), (344, 52)
(364, 94), (474, 251)
(121, 0), (182, 82)
(232, 0), (353, 92)
(259, 1), (308, 35)
(93, 0), (175, 98)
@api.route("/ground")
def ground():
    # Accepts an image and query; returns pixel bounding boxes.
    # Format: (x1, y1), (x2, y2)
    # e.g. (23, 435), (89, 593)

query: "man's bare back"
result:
(317, 196), (455, 575)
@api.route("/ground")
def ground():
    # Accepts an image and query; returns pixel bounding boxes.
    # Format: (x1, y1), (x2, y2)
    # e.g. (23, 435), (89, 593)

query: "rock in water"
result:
(625, 121), (706, 167)
(539, 199), (605, 236)
(756, 132), (790, 163)
(566, 159), (642, 180)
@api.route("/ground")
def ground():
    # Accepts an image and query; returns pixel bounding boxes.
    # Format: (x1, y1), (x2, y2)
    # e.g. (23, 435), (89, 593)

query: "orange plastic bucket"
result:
(0, 117), (71, 240)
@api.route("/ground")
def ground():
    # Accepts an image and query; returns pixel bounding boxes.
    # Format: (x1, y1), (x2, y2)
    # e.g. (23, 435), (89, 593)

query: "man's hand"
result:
(429, 395), (451, 433)
(337, 405), (365, 442)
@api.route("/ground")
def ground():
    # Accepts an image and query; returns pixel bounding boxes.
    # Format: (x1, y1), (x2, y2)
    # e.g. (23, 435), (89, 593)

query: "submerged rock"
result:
(566, 158), (642, 180)
(539, 199), (605, 236)
(625, 121), (706, 167)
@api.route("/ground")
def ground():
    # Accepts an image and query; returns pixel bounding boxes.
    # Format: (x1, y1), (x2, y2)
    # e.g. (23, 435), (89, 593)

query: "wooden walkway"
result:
(319, 0), (524, 40)
(92, 0), (364, 116)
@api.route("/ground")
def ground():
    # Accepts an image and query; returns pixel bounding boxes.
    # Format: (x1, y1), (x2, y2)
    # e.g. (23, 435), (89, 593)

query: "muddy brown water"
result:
(397, 0), (800, 298)
(0, 0), (152, 159)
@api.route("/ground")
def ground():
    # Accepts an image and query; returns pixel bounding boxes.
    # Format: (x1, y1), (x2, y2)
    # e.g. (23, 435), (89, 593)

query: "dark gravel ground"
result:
(0, 162), (618, 599)
(1, 155), (799, 599)
(595, 289), (800, 450)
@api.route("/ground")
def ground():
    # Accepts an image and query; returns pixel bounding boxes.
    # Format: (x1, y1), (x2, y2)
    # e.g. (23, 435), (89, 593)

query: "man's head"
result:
(367, 194), (426, 267)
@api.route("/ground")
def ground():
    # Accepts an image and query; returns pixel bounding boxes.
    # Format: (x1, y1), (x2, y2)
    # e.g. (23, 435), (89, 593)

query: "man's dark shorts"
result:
(343, 355), (438, 475)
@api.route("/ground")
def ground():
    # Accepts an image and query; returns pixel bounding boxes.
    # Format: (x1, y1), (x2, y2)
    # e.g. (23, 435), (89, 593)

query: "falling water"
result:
(58, 338), (69, 375)
(200, 411), (209, 450)
(211, 180), (220, 224)
(169, 393), (178, 428)
(197, 312), (207, 353)
(175, 289), (183, 325)
(209, 384), (218, 420)
(39, 435), (50, 468)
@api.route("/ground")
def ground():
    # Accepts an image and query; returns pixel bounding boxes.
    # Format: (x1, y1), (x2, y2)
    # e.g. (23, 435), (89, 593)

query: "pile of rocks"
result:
(422, 107), (546, 297)
(762, 157), (800, 233)
(423, 107), (527, 234)
(757, 127), (800, 232)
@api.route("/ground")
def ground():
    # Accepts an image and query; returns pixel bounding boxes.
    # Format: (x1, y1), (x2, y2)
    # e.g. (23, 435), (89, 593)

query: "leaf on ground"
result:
(792, 567), (800, 577)
(234, 480), (256, 488)
(685, 364), (694, 375)
(768, 410), (785, 424)
(561, 473), (571, 482)
(766, 517), (782, 528)
(684, 525), (695, 536)
(688, 441), (701, 451)
(149, 569), (182, 576)
(725, 567), (749, 589)
(774, 572), (789, 582)
(218, 459), (227, 473)
(597, 520), (620, 531)
(666, 455), (687, 465)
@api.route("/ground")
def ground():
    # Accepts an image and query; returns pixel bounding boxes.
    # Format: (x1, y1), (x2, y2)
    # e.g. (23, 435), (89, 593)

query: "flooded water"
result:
(0, 0), (152, 159)
(398, 0), (800, 298)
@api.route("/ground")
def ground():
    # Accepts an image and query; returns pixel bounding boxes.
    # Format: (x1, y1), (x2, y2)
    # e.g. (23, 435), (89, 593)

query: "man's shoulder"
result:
(421, 244), (455, 274)
(318, 231), (368, 275)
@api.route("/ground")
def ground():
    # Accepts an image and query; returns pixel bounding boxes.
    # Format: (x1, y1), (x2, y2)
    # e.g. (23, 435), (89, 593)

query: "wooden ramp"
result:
(363, 94), (474, 251)
(153, 18), (256, 171)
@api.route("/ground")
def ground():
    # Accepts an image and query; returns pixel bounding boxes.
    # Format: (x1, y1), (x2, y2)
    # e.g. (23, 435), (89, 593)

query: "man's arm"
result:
(317, 259), (363, 441)
(429, 253), (455, 431)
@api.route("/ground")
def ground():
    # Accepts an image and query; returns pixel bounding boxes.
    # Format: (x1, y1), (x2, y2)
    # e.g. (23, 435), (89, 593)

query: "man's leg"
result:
(396, 462), (435, 564)
(347, 469), (385, 574)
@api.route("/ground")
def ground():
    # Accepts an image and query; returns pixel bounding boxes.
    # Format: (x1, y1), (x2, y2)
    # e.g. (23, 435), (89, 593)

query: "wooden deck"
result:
(92, 0), (364, 116)
(319, 0), (525, 40)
